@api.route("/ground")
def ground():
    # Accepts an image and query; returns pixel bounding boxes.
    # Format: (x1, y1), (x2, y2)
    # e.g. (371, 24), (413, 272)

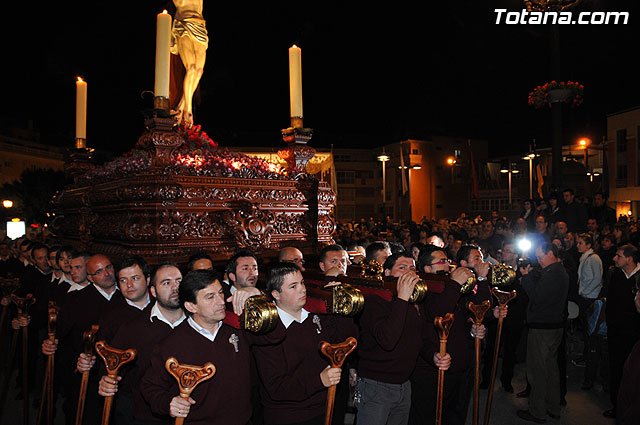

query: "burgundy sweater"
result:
(141, 319), (285, 425)
(253, 313), (357, 424)
(105, 308), (176, 423)
(357, 294), (424, 384)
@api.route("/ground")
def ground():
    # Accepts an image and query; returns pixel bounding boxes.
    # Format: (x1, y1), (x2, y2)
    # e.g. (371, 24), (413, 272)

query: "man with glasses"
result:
(278, 246), (306, 271)
(409, 246), (487, 425)
(42, 253), (125, 424)
(601, 244), (640, 419)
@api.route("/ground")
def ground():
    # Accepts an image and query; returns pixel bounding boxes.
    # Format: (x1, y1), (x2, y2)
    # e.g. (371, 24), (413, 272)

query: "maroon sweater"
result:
(105, 307), (177, 423)
(253, 313), (357, 424)
(357, 295), (424, 384)
(141, 319), (285, 425)
(414, 279), (493, 377)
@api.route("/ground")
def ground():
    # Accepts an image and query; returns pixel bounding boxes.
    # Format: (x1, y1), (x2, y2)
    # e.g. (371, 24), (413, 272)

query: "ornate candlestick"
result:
(138, 116), (183, 169)
(278, 122), (316, 177)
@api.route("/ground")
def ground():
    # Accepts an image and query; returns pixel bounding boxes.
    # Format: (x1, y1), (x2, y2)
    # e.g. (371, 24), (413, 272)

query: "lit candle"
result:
(289, 45), (303, 120)
(155, 10), (172, 99)
(75, 77), (87, 141)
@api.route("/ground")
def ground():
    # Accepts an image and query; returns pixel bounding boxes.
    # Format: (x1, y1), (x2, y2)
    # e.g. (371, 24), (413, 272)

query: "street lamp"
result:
(2, 200), (13, 209)
(446, 156), (457, 184)
(500, 161), (519, 207)
(578, 137), (591, 167)
(377, 151), (390, 206)
(522, 153), (535, 198)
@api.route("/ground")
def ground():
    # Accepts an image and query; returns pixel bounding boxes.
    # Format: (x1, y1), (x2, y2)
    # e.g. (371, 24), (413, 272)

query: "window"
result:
(617, 129), (627, 188)
(337, 171), (355, 185)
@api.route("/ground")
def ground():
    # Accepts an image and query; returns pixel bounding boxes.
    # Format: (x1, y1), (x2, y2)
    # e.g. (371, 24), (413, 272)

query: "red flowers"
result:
(528, 80), (584, 109)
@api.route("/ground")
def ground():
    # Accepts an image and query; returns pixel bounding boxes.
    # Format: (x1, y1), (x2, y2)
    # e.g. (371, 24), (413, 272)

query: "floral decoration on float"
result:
(75, 123), (287, 186)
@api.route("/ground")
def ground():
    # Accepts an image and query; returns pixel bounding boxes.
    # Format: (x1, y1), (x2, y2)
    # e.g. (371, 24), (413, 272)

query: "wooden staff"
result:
(0, 278), (20, 340)
(467, 300), (491, 425)
(319, 337), (358, 425)
(164, 357), (216, 425)
(13, 294), (36, 425)
(483, 288), (517, 425)
(37, 302), (59, 425)
(95, 341), (137, 425)
(434, 313), (454, 425)
(75, 325), (99, 425)
(0, 293), (34, 421)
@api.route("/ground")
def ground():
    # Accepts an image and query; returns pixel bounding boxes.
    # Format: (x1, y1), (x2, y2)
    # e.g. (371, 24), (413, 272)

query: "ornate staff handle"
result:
(434, 313), (454, 425)
(37, 302), (59, 425)
(75, 325), (100, 425)
(483, 288), (517, 425)
(319, 337), (358, 425)
(10, 293), (36, 319)
(165, 357), (216, 425)
(467, 301), (491, 425)
(95, 341), (137, 425)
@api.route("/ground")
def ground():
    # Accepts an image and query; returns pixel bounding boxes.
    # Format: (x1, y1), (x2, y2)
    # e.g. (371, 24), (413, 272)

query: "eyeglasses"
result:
(88, 264), (114, 276)
(429, 258), (451, 266)
(285, 258), (305, 265)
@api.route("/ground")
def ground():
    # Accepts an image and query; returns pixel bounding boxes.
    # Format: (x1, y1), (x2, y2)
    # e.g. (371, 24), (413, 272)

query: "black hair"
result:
(319, 244), (345, 263)
(456, 244), (480, 265)
(266, 262), (302, 293)
(179, 269), (222, 316)
(225, 249), (257, 276)
(56, 245), (74, 264)
(383, 252), (414, 271)
(618, 244), (639, 263)
(417, 245), (447, 271)
(577, 232), (594, 247)
(117, 256), (150, 279)
(365, 241), (389, 262)
(150, 262), (180, 287)
(187, 251), (213, 271)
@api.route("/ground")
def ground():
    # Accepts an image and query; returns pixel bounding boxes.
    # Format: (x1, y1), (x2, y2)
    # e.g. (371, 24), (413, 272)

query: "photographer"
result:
(517, 243), (569, 423)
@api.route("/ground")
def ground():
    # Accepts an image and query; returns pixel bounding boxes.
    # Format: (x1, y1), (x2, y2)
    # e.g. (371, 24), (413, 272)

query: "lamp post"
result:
(500, 161), (519, 207)
(447, 156), (457, 184)
(377, 151), (390, 215)
(523, 153), (535, 198)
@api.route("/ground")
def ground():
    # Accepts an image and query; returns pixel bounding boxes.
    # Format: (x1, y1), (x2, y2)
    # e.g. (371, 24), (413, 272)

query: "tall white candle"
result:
(154, 10), (172, 98)
(289, 45), (303, 118)
(76, 77), (87, 140)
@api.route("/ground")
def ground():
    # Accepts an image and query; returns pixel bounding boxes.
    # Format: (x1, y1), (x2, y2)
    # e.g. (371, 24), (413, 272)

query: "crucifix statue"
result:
(171, 0), (208, 127)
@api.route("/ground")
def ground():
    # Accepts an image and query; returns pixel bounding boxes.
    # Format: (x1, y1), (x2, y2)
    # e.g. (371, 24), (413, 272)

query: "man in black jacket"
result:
(517, 243), (569, 423)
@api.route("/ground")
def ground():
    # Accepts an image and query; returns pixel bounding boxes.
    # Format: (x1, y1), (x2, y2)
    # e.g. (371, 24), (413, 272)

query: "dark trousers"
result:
(527, 328), (563, 419)
(608, 328), (640, 407)
(409, 370), (469, 425)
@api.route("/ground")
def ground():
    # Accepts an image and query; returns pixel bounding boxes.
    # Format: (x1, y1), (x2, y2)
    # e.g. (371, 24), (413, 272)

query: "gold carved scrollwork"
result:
(240, 295), (279, 333)
(332, 284), (364, 316)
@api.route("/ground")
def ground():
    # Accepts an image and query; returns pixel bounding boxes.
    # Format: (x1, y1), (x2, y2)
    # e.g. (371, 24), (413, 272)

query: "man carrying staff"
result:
(97, 263), (186, 425)
(141, 269), (285, 425)
(253, 262), (357, 425)
(409, 245), (490, 425)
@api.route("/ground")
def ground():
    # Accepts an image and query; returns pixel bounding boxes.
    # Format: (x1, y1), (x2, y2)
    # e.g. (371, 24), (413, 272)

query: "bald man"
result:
(278, 246), (306, 271)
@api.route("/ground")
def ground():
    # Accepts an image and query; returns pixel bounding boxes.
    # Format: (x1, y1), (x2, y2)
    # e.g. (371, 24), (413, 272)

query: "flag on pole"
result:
(468, 139), (479, 199)
(400, 147), (408, 195)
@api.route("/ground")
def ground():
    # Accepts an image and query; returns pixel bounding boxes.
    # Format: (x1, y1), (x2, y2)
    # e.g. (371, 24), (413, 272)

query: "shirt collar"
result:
(623, 263), (640, 280)
(187, 316), (222, 342)
(68, 281), (90, 292)
(276, 305), (309, 329)
(125, 293), (151, 310)
(150, 301), (186, 329)
(94, 284), (118, 301)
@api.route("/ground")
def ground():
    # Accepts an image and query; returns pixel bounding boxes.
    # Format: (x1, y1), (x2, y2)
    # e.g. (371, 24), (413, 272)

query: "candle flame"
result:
(291, 44), (298, 48)
(162, 9), (168, 14)
(77, 77), (84, 83)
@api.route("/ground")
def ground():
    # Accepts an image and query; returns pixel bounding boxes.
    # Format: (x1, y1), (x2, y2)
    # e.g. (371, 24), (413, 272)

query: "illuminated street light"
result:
(2, 200), (13, 208)
(378, 151), (390, 205)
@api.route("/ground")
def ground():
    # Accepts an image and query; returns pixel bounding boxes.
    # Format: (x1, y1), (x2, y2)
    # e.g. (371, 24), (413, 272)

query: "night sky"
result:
(2, 0), (638, 158)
